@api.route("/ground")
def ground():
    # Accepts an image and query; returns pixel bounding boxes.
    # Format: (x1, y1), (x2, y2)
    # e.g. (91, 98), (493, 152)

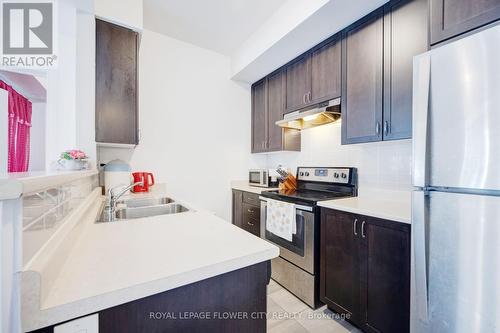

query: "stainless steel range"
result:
(260, 167), (357, 308)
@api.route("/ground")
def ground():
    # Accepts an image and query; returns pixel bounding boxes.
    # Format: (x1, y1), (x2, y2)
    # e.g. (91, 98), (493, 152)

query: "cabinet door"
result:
(310, 37), (341, 104)
(285, 54), (311, 113)
(96, 19), (138, 145)
(360, 217), (410, 333)
(232, 190), (243, 228)
(320, 209), (361, 325)
(251, 80), (267, 153)
(383, 0), (428, 140)
(430, 0), (500, 44)
(267, 70), (285, 151)
(342, 10), (384, 144)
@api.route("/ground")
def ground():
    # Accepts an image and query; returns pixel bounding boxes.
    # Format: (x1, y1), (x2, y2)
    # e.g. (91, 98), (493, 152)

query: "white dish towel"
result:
(266, 199), (296, 241)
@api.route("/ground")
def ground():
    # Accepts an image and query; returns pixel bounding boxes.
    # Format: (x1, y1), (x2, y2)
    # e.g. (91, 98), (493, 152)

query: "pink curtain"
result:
(1, 80), (32, 172)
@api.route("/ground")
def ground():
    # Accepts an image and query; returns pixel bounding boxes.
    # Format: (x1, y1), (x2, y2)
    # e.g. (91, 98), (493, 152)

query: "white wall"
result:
(0, 89), (8, 173)
(45, 0), (77, 170)
(266, 122), (412, 190)
(75, 10), (97, 167)
(129, 30), (266, 221)
(29, 103), (46, 171)
(44, 0), (96, 170)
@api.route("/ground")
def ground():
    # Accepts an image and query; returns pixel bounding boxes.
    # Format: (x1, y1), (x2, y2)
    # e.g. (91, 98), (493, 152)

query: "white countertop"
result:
(22, 188), (279, 331)
(318, 188), (412, 224)
(231, 180), (278, 194)
(0, 169), (98, 200)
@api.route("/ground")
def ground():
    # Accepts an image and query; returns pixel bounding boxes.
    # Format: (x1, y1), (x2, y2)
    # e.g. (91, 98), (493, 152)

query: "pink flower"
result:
(67, 149), (87, 160)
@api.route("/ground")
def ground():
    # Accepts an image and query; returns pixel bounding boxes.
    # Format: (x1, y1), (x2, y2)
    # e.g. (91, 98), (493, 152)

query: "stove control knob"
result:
(334, 173), (339, 178)
(305, 172), (310, 176)
(341, 173), (347, 179)
(299, 172), (304, 176)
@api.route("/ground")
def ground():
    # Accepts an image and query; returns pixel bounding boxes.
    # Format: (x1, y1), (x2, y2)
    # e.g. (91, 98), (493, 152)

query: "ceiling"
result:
(143, 0), (287, 56)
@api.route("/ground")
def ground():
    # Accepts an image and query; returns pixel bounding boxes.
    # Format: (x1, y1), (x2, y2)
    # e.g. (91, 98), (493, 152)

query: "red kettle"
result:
(132, 172), (155, 192)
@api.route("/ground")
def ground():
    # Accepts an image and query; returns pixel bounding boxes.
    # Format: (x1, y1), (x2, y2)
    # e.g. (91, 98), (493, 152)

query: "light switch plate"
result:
(54, 314), (98, 333)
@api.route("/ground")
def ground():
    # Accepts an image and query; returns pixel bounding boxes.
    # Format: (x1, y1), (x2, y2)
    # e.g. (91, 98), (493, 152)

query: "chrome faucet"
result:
(103, 181), (143, 221)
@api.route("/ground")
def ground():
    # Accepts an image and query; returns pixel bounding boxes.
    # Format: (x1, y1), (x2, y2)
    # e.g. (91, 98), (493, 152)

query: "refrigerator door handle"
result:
(412, 53), (431, 187)
(412, 191), (429, 322)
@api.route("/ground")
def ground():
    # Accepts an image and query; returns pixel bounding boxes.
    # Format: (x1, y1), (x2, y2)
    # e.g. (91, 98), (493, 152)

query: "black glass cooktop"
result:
(261, 189), (353, 205)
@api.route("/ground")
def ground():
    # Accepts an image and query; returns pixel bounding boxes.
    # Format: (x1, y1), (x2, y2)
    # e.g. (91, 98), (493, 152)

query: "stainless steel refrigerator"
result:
(411, 24), (500, 333)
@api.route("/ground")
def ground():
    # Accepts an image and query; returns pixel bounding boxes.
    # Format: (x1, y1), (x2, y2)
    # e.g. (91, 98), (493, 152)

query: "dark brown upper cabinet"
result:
(285, 35), (342, 114)
(342, 0), (428, 144)
(310, 38), (342, 104)
(342, 10), (384, 144)
(320, 208), (411, 333)
(285, 54), (311, 113)
(251, 70), (301, 153)
(96, 19), (139, 145)
(251, 79), (267, 153)
(383, 0), (428, 140)
(430, 0), (500, 45)
(267, 70), (287, 151)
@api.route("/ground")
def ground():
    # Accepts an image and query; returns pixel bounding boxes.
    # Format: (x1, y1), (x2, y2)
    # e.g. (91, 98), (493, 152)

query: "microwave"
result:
(249, 169), (279, 188)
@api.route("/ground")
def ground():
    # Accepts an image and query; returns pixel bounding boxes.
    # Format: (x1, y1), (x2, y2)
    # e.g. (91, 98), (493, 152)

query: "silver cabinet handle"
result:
(247, 220), (254, 226)
(384, 121), (389, 136)
(308, 91), (312, 103)
(353, 218), (358, 236)
(361, 221), (366, 238)
(303, 93), (307, 104)
(247, 208), (254, 213)
(375, 122), (381, 136)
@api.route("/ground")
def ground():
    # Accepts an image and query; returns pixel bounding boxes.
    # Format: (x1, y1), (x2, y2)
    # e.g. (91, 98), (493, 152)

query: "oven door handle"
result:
(259, 197), (313, 212)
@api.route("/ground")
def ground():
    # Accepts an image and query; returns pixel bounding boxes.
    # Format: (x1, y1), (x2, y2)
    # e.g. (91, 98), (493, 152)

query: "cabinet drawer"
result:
(243, 217), (260, 237)
(242, 203), (260, 236)
(242, 203), (260, 221)
(242, 192), (260, 206)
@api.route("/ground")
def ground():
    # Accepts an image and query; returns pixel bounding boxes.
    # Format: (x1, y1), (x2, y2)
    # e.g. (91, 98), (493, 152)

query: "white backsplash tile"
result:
(266, 122), (412, 190)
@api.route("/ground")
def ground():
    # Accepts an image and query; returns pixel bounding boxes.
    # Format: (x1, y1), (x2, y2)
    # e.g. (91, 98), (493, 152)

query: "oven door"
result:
(260, 199), (315, 274)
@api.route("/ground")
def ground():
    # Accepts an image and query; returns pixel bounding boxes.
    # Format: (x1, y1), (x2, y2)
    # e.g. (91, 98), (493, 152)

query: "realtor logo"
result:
(1, 1), (56, 67)
(3, 2), (53, 54)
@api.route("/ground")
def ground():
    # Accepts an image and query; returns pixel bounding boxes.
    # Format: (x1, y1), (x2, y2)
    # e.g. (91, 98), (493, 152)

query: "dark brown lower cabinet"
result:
(30, 262), (270, 333)
(320, 208), (410, 333)
(320, 209), (361, 324)
(232, 190), (243, 227)
(232, 190), (261, 237)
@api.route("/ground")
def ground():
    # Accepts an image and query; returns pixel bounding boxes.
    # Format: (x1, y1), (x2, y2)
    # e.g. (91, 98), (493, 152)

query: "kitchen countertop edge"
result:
(231, 180), (278, 195)
(317, 188), (412, 224)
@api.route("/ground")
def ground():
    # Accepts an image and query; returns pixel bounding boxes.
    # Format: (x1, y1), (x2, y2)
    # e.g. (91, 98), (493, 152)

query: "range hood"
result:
(276, 98), (341, 130)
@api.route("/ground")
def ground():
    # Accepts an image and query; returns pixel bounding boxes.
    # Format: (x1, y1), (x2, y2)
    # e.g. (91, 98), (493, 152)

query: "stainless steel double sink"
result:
(97, 197), (189, 222)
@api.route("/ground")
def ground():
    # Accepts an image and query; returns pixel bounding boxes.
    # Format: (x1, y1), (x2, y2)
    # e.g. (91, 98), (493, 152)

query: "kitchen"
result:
(0, 0), (499, 332)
